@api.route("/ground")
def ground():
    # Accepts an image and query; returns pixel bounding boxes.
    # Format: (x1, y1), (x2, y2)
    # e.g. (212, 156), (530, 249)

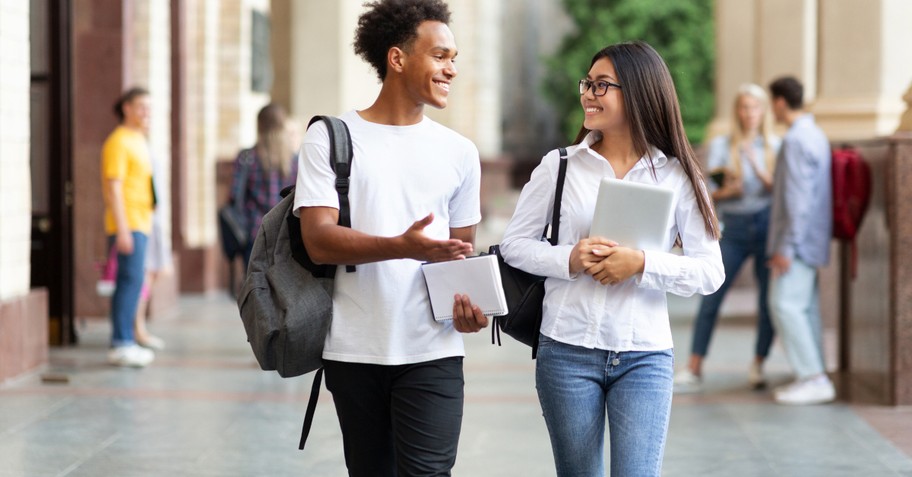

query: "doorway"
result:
(30, 0), (74, 345)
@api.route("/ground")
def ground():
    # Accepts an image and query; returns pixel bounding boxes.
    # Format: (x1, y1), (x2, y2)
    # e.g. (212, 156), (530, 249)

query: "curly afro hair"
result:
(354, 0), (452, 81)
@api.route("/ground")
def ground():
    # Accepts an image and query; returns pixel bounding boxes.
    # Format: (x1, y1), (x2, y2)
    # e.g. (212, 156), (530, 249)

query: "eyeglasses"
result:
(579, 79), (622, 96)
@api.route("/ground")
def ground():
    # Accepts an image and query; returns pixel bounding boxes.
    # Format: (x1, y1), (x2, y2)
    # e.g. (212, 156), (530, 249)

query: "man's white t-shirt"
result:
(293, 110), (482, 365)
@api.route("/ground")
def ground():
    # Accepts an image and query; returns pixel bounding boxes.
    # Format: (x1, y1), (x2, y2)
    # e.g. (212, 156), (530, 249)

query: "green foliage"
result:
(543, 0), (715, 144)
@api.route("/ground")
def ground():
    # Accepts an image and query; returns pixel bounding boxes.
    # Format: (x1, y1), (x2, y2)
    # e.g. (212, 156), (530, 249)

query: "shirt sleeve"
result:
(447, 143), (482, 228)
(705, 136), (729, 171)
(637, 175), (725, 297)
(101, 135), (128, 180)
(293, 121), (339, 216)
(500, 151), (576, 280)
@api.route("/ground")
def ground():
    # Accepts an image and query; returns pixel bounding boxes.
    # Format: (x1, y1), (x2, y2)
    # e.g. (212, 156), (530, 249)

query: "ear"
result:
(388, 47), (406, 74)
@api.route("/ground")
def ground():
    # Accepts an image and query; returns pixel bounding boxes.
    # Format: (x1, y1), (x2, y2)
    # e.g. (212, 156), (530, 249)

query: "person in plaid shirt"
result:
(229, 103), (299, 267)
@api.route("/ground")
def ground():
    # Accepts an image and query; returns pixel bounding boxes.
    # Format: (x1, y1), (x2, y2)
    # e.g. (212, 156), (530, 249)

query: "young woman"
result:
(499, 41), (724, 476)
(228, 103), (299, 267)
(675, 83), (781, 391)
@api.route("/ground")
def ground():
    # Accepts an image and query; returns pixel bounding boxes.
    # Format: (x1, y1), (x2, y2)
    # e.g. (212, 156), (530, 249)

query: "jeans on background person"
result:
(109, 231), (148, 347)
(768, 258), (824, 379)
(535, 334), (674, 477)
(691, 208), (773, 359)
(323, 357), (465, 477)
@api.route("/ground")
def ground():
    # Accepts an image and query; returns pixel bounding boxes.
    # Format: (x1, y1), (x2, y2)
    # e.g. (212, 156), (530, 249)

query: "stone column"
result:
(424, 0), (502, 158)
(814, 0), (912, 140)
(217, 0), (270, 160)
(709, 0), (818, 139)
(0, 1), (32, 301)
(707, 0), (759, 140)
(287, 0), (378, 122)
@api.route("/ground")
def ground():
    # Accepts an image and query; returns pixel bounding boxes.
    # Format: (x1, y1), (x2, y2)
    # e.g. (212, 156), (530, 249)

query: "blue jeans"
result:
(768, 258), (824, 379)
(535, 334), (674, 477)
(109, 232), (148, 347)
(691, 208), (773, 358)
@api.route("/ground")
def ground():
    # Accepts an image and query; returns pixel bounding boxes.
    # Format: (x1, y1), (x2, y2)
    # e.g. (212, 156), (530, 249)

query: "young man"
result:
(293, 0), (488, 474)
(766, 76), (834, 405)
(101, 87), (156, 367)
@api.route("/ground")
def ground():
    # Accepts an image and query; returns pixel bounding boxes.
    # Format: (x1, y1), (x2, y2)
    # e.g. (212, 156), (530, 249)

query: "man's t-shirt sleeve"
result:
(293, 121), (339, 217)
(448, 142), (482, 228)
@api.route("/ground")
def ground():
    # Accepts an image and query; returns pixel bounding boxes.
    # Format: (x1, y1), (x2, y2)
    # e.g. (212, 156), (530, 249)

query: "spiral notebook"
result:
(421, 255), (508, 322)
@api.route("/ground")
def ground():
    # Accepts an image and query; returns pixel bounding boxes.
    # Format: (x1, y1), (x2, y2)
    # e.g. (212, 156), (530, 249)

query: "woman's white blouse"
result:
(500, 133), (724, 351)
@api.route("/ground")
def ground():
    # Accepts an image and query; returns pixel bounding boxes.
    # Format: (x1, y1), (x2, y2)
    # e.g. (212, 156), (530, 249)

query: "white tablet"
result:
(589, 177), (675, 251)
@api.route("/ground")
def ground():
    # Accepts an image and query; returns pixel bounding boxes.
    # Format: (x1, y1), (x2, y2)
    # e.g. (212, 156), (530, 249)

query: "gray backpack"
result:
(237, 115), (353, 449)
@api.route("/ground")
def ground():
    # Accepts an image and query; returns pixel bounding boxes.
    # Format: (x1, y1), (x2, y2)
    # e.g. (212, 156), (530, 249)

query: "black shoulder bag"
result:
(489, 147), (568, 358)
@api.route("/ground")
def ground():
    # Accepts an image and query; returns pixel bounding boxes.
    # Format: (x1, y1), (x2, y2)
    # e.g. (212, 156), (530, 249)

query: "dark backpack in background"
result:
(830, 146), (872, 277)
(237, 115), (353, 450)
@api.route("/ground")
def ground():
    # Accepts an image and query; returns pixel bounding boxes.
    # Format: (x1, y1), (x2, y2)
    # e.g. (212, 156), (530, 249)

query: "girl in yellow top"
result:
(100, 87), (155, 367)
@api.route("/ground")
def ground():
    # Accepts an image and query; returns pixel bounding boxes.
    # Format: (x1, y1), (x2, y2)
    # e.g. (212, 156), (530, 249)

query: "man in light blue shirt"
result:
(766, 76), (834, 405)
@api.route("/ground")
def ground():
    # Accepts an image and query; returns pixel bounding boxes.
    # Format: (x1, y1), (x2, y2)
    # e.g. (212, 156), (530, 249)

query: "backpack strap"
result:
(298, 368), (323, 450)
(308, 115), (356, 274)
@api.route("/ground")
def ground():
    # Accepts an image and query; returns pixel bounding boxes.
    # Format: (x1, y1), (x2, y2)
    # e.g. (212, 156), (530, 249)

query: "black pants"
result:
(323, 356), (465, 477)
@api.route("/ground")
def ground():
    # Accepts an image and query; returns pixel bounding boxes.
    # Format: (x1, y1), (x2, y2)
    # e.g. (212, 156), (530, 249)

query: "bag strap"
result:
(529, 147), (569, 360)
(549, 148), (569, 245)
(308, 115), (356, 274)
(295, 115), (353, 452)
(298, 367), (324, 450)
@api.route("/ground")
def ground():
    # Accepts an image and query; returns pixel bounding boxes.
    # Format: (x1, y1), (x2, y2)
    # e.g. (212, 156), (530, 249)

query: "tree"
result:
(543, 0), (715, 145)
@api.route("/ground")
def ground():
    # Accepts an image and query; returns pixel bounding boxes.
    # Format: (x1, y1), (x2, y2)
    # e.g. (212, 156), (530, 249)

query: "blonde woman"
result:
(228, 103), (299, 266)
(675, 83), (781, 391)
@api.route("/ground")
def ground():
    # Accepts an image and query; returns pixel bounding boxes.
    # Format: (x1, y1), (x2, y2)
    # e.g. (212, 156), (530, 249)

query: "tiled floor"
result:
(1, 292), (911, 476)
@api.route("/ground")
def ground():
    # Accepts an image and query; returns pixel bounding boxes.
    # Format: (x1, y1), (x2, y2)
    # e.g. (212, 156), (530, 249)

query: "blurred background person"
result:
(674, 83), (780, 392)
(101, 87), (156, 367)
(228, 103), (299, 268)
(133, 150), (172, 351)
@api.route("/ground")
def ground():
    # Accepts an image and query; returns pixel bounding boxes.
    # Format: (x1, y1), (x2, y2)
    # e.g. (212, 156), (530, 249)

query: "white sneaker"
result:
(108, 345), (155, 367)
(774, 376), (835, 405)
(673, 369), (702, 393)
(748, 362), (766, 389)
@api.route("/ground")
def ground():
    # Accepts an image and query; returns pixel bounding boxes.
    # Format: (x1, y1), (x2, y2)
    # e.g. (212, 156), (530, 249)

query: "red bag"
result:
(831, 147), (872, 241)
(831, 147), (872, 278)
(96, 246), (118, 296)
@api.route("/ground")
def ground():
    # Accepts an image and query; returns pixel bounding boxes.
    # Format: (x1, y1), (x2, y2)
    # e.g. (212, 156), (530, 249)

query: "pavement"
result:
(1, 289), (911, 476)
(2, 191), (912, 475)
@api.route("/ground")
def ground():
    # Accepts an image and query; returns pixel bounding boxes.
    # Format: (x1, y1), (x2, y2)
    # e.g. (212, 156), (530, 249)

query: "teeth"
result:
(435, 81), (449, 91)
(586, 108), (601, 113)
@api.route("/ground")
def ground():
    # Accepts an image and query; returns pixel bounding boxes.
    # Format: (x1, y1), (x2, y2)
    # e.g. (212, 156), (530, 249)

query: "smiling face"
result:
(398, 21), (458, 109)
(123, 94), (151, 132)
(580, 58), (626, 134)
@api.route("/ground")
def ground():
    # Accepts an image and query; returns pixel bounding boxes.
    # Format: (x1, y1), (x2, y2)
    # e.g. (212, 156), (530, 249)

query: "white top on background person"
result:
(294, 109), (481, 364)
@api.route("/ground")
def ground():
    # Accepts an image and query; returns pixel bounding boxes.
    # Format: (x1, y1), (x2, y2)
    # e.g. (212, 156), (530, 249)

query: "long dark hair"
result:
(113, 86), (149, 123)
(573, 41), (719, 239)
